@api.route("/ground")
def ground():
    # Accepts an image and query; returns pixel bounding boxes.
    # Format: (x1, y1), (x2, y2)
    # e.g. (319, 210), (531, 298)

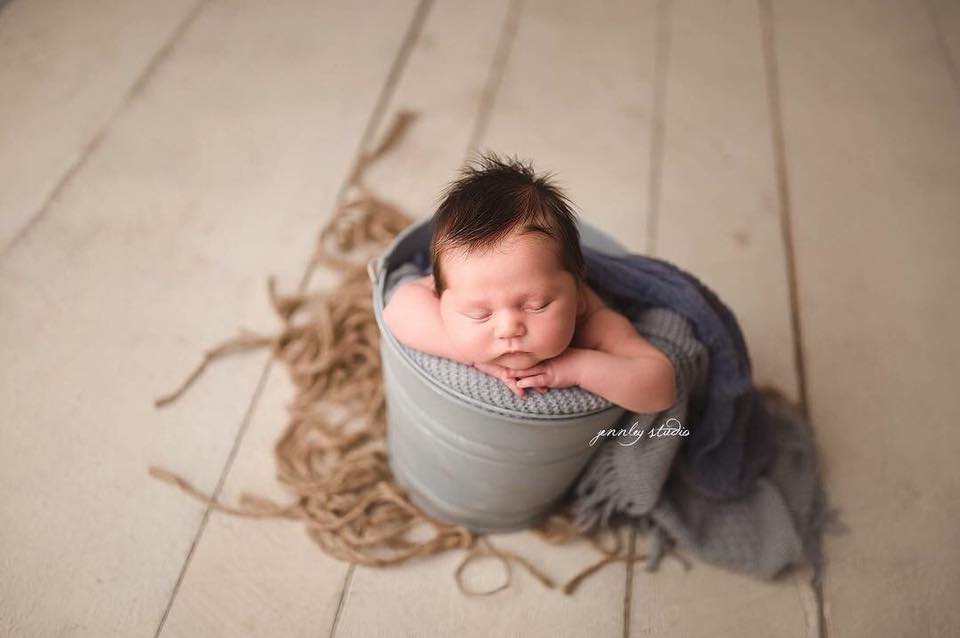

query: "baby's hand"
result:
(510, 348), (585, 391)
(472, 361), (549, 399)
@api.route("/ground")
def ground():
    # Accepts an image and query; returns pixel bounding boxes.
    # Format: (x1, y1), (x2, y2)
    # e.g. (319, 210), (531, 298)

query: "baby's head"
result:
(429, 152), (587, 369)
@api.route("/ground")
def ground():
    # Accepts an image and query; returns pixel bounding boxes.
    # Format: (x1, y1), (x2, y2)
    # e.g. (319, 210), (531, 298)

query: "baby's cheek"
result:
(538, 314), (577, 357)
(447, 324), (486, 358)
(440, 308), (476, 356)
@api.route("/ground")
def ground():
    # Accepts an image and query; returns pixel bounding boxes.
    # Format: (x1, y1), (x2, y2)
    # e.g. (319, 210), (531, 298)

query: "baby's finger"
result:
(509, 365), (545, 378)
(500, 376), (523, 398)
(516, 375), (546, 389)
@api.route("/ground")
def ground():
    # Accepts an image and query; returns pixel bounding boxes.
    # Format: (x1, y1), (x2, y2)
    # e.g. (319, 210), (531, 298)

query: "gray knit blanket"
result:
(384, 260), (843, 585)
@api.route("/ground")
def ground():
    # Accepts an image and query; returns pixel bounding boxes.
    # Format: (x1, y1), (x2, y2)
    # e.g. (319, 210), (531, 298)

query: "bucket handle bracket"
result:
(367, 255), (382, 285)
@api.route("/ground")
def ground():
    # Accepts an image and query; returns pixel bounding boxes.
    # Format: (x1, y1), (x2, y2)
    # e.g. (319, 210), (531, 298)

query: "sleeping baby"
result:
(382, 152), (676, 414)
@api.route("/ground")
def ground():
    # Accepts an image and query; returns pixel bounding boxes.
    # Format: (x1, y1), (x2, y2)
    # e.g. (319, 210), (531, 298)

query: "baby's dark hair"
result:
(429, 151), (585, 297)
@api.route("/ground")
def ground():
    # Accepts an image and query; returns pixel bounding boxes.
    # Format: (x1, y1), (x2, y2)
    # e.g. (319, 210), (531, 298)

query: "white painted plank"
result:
(0, 1), (416, 636)
(338, 2), (659, 636)
(158, 369), (356, 638)
(162, 1), (519, 636)
(0, 0), (199, 249)
(338, 530), (631, 637)
(628, 1), (813, 635)
(771, 0), (960, 634)
(657, 0), (800, 401)
(929, 0), (960, 84)
(482, 0), (658, 254)
(631, 557), (817, 637)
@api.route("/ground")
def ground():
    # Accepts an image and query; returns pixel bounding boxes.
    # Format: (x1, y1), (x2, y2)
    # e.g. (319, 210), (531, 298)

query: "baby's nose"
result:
(495, 312), (526, 338)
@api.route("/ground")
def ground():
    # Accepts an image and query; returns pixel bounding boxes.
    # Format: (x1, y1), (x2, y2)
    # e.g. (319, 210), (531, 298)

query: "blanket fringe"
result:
(567, 442), (692, 576)
(569, 443), (622, 532)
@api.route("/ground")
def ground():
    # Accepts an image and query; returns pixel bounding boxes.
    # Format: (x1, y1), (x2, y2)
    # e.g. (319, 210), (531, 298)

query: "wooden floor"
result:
(1, 1), (958, 636)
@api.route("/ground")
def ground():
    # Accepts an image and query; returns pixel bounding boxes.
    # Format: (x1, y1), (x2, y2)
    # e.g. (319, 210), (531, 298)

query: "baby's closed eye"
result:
(461, 300), (551, 322)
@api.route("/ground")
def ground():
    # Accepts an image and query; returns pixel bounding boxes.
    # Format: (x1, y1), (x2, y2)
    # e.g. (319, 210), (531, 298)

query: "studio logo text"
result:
(589, 418), (689, 447)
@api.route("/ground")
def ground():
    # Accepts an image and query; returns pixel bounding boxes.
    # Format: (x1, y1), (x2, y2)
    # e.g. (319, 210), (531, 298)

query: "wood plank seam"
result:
(297, 0), (436, 293)
(0, 0), (213, 259)
(463, 0), (523, 162)
(328, 564), (356, 638)
(149, 1), (435, 635)
(757, 1), (826, 637)
(152, 359), (275, 638)
(922, 0), (960, 103)
(326, 2), (526, 628)
(644, 0), (673, 258)
(627, 0), (673, 635)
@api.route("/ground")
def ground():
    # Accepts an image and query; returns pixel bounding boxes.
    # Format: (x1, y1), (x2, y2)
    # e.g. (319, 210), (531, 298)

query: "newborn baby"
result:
(382, 152), (676, 414)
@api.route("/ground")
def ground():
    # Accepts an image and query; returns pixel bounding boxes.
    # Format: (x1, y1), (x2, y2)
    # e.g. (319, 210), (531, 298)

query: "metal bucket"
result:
(368, 218), (629, 533)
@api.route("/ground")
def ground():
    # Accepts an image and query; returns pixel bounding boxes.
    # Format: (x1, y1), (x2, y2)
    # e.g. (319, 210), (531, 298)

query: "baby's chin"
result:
(493, 351), (542, 369)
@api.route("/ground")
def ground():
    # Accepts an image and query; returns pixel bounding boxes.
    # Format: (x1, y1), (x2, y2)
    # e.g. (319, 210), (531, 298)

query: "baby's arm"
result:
(519, 306), (676, 413)
(382, 276), (473, 366)
(577, 306), (676, 412)
(572, 347), (676, 413)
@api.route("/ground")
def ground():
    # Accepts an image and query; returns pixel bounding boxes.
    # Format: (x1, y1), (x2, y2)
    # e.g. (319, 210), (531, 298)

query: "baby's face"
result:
(438, 229), (582, 369)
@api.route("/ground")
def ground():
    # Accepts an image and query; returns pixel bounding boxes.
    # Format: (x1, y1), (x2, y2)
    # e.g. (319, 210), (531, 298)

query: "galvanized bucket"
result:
(368, 218), (629, 533)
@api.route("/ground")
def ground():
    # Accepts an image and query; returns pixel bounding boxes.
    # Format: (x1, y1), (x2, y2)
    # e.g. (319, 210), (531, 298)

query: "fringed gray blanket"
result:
(385, 254), (844, 586)
(567, 303), (843, 585)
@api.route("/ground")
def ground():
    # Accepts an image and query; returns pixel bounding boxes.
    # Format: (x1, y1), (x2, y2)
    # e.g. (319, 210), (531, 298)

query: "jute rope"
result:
(149, 109), (680, 595)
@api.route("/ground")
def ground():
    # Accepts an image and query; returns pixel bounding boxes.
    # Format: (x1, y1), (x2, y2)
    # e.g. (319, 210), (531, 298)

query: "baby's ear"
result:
(576, 280), (587, 316)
